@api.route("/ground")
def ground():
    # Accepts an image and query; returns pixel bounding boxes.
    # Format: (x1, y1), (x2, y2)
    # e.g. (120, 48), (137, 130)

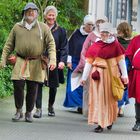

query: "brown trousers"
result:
(13, 80), (38, 112)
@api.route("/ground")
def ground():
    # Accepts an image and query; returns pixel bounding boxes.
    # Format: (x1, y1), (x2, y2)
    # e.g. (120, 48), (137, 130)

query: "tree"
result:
(82, 0), (89, 13)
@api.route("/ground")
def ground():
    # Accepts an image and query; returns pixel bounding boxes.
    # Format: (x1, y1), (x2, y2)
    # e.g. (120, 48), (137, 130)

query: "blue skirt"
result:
(118, 88), (129, 108)
(118, 57), (130, 108)
(63, 57), (83, 108)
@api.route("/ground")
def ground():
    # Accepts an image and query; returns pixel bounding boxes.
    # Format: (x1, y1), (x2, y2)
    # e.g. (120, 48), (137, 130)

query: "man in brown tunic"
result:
(0, 2), (56, 122)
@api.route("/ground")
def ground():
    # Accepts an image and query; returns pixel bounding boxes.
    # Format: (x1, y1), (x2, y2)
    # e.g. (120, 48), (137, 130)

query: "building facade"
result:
(88, 0), (140, 33)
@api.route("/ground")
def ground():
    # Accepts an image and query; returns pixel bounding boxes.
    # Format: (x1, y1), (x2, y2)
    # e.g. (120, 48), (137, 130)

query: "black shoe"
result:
(33, 109), (42, 118)
(118, 113), (124, 117)
(77, 107), (82, 114)
(94, 125), (103, 133)
(12, 109), (23, 122)
(118, 108), (124, 117)
(107, 123), (113, 130)
(48, 107), (55, 117)
(132, 123), (140, 131)
(25, 112), (33, 123)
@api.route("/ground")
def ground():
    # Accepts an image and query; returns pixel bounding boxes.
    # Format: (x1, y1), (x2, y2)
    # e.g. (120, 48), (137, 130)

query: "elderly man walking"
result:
(0, 2), (56, 123)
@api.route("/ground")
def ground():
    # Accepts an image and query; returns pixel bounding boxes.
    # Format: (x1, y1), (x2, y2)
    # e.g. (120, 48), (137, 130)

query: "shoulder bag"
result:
(107, 60), (124, 101)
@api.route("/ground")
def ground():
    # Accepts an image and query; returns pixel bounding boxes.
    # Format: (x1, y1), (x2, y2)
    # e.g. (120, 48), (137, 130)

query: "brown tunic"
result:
(1, 21), (56, 82)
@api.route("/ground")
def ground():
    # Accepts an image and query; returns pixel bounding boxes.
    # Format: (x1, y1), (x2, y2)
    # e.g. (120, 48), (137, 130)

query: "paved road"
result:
(0, 85), (139, 140)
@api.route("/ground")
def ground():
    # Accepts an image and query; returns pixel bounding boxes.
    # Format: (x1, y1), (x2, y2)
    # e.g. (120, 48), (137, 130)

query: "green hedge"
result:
(0, 66), (13, 98)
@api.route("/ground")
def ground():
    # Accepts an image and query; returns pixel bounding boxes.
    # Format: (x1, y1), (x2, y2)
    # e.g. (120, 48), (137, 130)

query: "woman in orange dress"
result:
(81, 22), (128, 133)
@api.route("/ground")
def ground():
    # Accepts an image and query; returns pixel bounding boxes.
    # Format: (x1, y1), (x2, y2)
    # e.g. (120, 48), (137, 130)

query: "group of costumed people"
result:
(63, 15), (140, 132)
(0, 1), (140, 133)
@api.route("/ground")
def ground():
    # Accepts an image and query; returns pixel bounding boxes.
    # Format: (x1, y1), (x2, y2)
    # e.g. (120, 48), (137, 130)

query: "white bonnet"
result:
(99, 22), (113, 33)
(83, 15), (94, 24)
(44, 5), (58, 17)
(96, 16), (108, 22)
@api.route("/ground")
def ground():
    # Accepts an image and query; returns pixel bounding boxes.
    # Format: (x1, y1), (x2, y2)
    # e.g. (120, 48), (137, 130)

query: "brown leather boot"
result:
(12, 109), (23, 122)
(25, 112), (33, 123)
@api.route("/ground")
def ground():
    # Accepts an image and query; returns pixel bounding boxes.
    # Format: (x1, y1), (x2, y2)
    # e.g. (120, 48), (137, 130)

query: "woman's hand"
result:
(67, 62), (72, 70)
(121, 77), (129, 85)
(58, 62), (65, 69)
(81, 80), (86, 86)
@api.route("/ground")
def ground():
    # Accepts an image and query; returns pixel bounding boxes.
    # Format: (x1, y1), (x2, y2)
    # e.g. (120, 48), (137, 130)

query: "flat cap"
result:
(23, 2), (38, 11)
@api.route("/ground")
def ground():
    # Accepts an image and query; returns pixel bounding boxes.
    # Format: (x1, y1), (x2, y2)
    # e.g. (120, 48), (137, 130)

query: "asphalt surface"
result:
(0, 84), (139, 140)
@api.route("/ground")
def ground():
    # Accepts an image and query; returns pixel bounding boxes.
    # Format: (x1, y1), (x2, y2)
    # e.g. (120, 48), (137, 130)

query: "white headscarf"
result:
(99, 22), (115, 43)
(99, 22), (113, 34)
(83, 15), (94, 25)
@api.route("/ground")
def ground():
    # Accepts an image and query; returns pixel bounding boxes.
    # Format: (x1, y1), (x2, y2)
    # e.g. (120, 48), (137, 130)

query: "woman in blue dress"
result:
(63, 15), (94, 112)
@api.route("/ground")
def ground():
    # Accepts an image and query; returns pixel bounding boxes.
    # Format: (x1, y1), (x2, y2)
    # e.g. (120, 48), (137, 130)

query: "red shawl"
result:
(86, 40), (125, 59)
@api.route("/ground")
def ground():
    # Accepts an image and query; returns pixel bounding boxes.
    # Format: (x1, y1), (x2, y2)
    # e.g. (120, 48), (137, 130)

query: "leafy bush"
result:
(0, 66), (13, 98)
(0, 0), (26, 98)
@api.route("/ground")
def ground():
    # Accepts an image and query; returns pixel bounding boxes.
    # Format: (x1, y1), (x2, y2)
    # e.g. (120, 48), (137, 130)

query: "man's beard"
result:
(25, 16), (35, 22)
